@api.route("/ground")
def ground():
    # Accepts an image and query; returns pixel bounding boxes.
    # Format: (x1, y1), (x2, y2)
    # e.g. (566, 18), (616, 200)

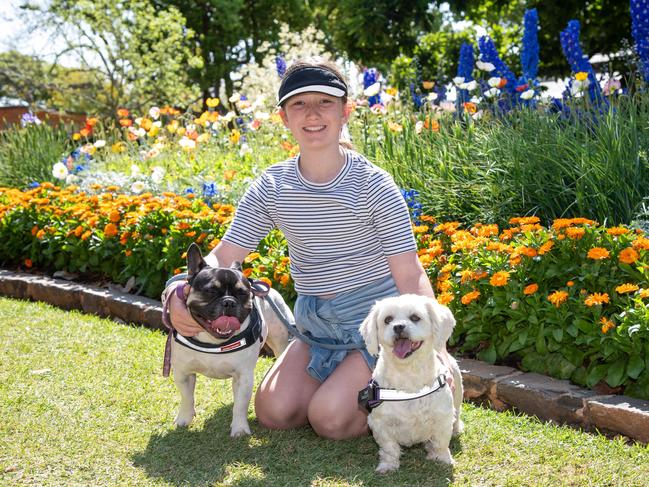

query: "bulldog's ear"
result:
(187, 243), (207, 278)
(360, 302), (381, 356)
(425, 298), (456, 351)
(230, 261), (243, 272)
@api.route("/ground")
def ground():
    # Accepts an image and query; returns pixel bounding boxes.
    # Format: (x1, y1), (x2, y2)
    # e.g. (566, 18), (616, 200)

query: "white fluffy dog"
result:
(360, 294), (463, 473)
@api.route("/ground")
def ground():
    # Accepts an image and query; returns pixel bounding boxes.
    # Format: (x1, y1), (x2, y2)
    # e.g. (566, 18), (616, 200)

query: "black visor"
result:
(278, 66), (347, 105)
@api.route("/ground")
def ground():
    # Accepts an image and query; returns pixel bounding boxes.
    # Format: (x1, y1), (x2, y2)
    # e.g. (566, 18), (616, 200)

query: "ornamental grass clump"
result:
(414, 215), (649, 399)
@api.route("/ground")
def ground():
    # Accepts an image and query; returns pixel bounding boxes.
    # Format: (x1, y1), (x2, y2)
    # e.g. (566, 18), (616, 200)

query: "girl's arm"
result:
(387, 251), (435, 297)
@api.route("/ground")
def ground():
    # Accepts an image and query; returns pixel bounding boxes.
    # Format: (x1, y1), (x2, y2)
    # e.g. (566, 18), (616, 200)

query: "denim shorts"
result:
(294, 275), (399, 382)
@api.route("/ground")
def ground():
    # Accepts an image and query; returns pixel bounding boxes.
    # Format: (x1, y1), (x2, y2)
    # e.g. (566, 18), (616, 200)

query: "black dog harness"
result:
(358, 370), (448, 413)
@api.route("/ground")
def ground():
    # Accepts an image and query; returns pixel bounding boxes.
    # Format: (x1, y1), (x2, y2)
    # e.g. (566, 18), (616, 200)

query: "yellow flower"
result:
(206, 97), (220, 108)
(584, 292), (610, 307)
(387, 121), (403, 132)
(422, 80), (435, 90)
(523, 283), (539, 295)
(490, 271), (510, 287)
(461, 290), (481, 305)
(547, 290), (569, 307)
(385, 87), (398, 97)
(575, 71), (589, 81)
(615, 283), (639, 294)
(229, 129), (241, 144)
(600, 316), (616, 334)
(412, 225), (429, 234)
(72, 133), (81, 141)
(639, 289), (649, 299)
(587, 247), (610, 260)
(244, 252), (261, 263)
(619, 247), (639, 264)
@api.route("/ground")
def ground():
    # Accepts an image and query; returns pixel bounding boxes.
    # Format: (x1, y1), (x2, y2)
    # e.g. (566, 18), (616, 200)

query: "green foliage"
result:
(0, 122), (72, 188)
(363, 92), (649, 227)
(444, 0), (631, 76)
(30, 0), (203, 115)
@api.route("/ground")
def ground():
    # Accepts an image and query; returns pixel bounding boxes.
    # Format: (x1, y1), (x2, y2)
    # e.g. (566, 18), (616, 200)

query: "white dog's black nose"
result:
(393, 324), (406, 335)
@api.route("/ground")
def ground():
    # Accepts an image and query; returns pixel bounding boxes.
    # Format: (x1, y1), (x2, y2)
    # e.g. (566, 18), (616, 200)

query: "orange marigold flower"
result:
(24, 258), (33, 268)
(584, 292), (609, 306)
(587, 247), (610, 260)
(547, 290), (569, 307)
(524, 283), (539, 295)
(242, 268), (253, 277)
(104, 223), (119, 238)
(244, 252), (261, 263)
(519, 246), (538, 258)
(437, 292), (454, 305)
(36, 229), (46, 240)
(420, 215), (436, 223)
(567, 280), (575, 287)
(600, 317), (616, 334)
(31, 225), (39, 236)
(463, 102), (478, 114)
(566, 227), (585, 240)
(259, 277), (273, 287)
(460, 270), (474, 283)
(185, 231), (196, 237)
(490, 271), (510, 287)
(413, 225), (429, 234)
(615, 283), (639, 294)
(639, 288), (649, 299)
(632, 237), (649, 250)
(607, 226), (629, 236)
(173, 268), (182, 275)
(117, 108), (130, 117)
(538, 240), (554, 255)
(437, 280), (452, 292)
(509, 216), (540, 225)
(109, 209), (121, 223)
(461, 290), (481, 305)
(619, 247), (639, 264)
(125, 249), (132, 257)
(279, 274), (291, 286)
(552, 218), (573, 230)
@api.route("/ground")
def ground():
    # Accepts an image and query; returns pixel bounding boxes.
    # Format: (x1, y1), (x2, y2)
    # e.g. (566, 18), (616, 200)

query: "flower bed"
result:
(1, 185), (648, 399)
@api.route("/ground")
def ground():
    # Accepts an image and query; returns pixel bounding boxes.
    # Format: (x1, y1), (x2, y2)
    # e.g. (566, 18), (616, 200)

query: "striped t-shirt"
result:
(222, 150), (417, 295)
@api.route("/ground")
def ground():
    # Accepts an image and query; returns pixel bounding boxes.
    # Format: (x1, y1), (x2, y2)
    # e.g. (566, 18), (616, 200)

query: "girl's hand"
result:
(169, 289), (203, 336)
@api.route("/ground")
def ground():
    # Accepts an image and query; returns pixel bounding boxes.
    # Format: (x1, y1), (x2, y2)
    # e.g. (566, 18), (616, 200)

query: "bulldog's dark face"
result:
(185, 243), (253, 340)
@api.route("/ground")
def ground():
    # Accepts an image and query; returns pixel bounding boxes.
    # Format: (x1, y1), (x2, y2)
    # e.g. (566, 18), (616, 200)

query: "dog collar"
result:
(173, 303), (264, 355)
(358, 369), (449, 413)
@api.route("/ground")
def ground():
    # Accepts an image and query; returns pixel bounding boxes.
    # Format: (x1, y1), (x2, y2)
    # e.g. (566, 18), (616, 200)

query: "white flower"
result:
(136, 128), (146, 138)
(93, 139), (106, 148)
(255, 111), (270, 120)
(131, 181), (145, 194)
(427, 92), (439, 101)
(363, 82), (381, 97)
(229, 93), (241, 103)
(520, 89), (535, 100)
(130, 164), (141, 176)
(488, 77), (502, 88)
(239, 143), (252, 156)
(153, 120), (162, 128)
(453, 76), (465, 86)
(149, 107), (161, 120)
(52, 162), (68, 180)
(464, 80), (478, 91)
(470, 95), (482, 104)
(223, 111), (236, 122)
(476, 60), (496, 72)
(240, 106), (253, 114)
(179, 137), (196, 150)
(484, 87), (500, 98)
(380, 92), (394, 104)
(151, 166), (165, 183)
(135, 117), (142, 126)
(415, 120), (424, 134)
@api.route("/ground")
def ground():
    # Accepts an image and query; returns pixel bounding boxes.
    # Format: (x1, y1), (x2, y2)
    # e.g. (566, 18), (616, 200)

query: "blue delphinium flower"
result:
(410, 83), (424, 109)
(275, 56), (287, 78)
(631, 0), (649, 82)
(363, 68), (381, 106)
(521, 8), (539, 83)
(478, 36), (517, 96)
(202, 182), (218, 204)
(28, 181), (40, 188)
(559, 20), (604, 104)
(456, 42), (475, 107)
(400, 189), (423, 225)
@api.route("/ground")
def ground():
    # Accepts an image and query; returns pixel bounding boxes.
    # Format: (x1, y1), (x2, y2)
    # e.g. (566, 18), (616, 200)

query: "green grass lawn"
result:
(1, 297), (648, 486)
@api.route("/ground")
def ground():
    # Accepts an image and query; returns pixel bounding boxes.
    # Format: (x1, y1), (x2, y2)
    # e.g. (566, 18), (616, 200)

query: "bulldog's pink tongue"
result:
(393, 339), (421, 359)
(211, 315), (241, 332)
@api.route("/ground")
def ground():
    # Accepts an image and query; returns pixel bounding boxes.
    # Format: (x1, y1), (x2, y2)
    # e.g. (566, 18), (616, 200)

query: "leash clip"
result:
(358, 379), (380, 413)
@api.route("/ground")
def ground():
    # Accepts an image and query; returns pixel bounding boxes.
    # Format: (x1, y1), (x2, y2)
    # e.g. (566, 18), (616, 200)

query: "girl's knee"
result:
(307, 401), (368, 440)
(255, 389), (308, 430)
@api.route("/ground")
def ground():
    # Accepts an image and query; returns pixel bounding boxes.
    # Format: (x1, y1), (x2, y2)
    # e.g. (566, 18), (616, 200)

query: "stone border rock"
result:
(1, 269), (648, 444)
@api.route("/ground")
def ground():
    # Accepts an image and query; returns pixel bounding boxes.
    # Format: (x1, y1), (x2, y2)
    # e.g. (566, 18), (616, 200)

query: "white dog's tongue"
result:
(212, 315), (241, 332)
(393, 339), (422, 359)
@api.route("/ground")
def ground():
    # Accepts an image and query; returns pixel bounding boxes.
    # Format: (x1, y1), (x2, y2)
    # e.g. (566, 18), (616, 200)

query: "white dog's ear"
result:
(360, 303), (381, 356)
(425, 298), (456, 351)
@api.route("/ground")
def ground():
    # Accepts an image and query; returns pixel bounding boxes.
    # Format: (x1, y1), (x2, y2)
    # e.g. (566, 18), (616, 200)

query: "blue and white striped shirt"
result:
(222, 150), (417, 295)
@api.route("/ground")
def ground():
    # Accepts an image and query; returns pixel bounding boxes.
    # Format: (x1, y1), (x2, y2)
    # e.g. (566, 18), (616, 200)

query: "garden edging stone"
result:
(1, 268), (648, 444)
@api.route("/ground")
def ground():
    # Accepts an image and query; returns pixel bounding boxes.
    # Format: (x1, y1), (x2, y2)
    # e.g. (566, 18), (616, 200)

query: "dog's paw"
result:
(376, 462), (399, 474)
(452, 418), (464, 437)
(174, 408), (195, 427)
(426, 448), (455, 465)
(230, 423), (251, 437)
